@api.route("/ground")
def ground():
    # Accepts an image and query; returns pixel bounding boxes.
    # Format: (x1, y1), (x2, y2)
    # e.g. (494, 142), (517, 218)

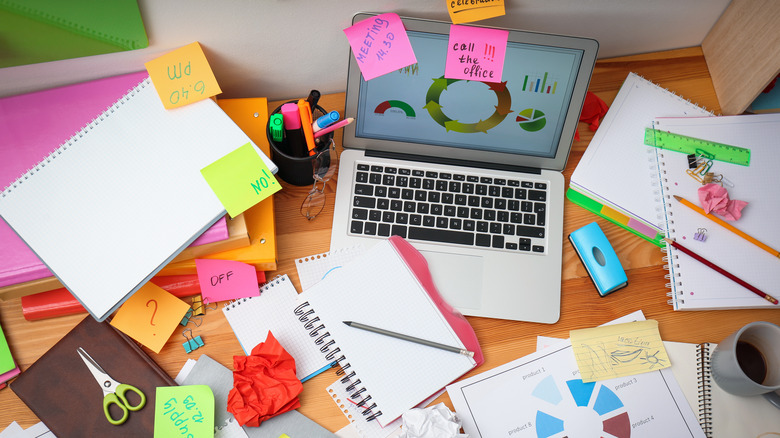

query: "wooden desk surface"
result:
(1, 47), (778, 432)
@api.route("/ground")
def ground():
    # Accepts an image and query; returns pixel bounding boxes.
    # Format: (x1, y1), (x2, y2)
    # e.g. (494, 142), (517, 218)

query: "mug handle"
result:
(763, 391), (780, 409)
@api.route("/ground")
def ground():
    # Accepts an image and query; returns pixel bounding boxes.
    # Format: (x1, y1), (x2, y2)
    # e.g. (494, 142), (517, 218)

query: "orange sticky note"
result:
(446, 0), (506, 24)
(195, 259), (260, 304)
(144, 41), (222, 109)
(110, 282), (191, 353)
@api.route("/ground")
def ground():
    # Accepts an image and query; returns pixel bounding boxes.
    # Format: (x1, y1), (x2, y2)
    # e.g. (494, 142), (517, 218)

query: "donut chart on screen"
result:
(423, 76), (512, 133)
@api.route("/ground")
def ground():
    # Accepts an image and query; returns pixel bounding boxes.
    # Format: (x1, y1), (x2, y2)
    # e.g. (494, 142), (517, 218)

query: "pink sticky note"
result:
(195, 259), (260, 303)
(344, 13), (417, 81)
(445, 25), (508, 82)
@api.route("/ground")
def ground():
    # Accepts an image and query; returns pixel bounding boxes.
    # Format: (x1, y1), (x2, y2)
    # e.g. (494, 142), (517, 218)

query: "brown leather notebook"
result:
(11, 316), (175, 437)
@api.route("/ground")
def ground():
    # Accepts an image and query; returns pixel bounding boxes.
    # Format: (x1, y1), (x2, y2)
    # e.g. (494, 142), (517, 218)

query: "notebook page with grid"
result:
(295, 245), (365, 290)
(222, 275), (329, 381)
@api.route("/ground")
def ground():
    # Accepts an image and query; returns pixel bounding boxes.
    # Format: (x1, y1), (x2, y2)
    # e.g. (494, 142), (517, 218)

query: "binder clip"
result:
(182, 328), (205, 354)
(180, 308), (194, 326)
(694, 228), (707, 242)
(192, 295), (217, 316)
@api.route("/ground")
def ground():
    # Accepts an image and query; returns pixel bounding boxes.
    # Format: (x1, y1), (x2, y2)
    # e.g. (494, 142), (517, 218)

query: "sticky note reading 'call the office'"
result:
(110, 283), (191, 354)
(570, 320), (671, 382)
(344, 13), (417, 81)
(445, 24), (508, 82)
(144, 41), (221, 109)
(200, 142), (281, 218)
(154, 385), (215, 438)
(195, 259), (260, 304)
(447, 0), (506, 24)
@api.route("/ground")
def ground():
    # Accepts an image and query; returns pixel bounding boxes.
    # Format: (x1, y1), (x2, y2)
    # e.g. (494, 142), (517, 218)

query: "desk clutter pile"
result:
(2, 3), (780, 438)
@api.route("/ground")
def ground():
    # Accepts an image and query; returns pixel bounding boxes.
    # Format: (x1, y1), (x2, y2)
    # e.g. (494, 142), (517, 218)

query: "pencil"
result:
(343, 321), (475, 357)
(673, 195), (780, 259)
(663, 238), (778, 305)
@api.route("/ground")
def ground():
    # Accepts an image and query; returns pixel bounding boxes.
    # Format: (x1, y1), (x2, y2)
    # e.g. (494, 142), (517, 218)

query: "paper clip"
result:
(694, 228), (707, 242)
(182, 328), (205, 354)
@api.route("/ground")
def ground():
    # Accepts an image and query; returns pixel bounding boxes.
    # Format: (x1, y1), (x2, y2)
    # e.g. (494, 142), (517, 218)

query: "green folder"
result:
(0, 322), (14, 375)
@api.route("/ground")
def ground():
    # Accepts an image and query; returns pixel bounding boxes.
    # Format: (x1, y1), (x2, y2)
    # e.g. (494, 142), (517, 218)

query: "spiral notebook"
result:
(294, 236), (482, 428)
(655, 114), (780, 310)
(568, 72), (713, 245)
(665, 341), (780, 437)
(0, 78), (276, 321)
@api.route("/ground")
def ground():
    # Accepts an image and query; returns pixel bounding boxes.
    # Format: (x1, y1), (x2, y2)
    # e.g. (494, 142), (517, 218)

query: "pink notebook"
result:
(0, 72), (228, 288)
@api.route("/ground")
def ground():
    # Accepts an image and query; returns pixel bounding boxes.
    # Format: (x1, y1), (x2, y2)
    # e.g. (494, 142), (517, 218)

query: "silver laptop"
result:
(330, 13), (598, 323)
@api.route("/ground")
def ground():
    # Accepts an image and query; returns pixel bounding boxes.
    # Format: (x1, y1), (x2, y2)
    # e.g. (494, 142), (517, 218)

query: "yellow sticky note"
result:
(144, 41), (221, 109)
(200, 142), (281, 218)
(570, 320), (670, 382)
(110, 282), (191, 353)
(446, 0), (506, 24)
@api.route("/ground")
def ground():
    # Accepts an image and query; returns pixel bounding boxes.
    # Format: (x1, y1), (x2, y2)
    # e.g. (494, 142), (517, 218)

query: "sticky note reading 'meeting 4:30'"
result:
(344, 13), (417, 81)
(570, 320), (671, 383)
(447, 0), (506, 24)
(144, 41), (221, 109)
(445, 24), (508, 82)
(195, 258), (260, 304)
(200, 142), (281, 218)
(110, 283), (191, 353)
(154, 385), (214, 438)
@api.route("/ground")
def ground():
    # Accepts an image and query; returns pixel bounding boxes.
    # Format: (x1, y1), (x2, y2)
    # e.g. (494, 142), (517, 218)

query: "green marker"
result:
(270, 113), (284, 143)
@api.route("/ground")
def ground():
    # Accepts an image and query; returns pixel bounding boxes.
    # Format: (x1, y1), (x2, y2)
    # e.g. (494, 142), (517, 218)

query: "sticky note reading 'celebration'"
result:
(447, 0), (506, 24)
(110, 283), (191, 353)
(145, 41), (221, 109)
(445, 25), (508, 82)
(200, 142), (281, 218)
(570, 320), (671, 382)
(344, 13), (417, 81)
(154, 385), (215, 438)
(195, 259), (260, 304)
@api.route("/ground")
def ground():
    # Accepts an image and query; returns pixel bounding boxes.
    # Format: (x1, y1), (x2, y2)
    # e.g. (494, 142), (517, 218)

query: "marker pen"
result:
(312, 111), (340, 132)
(281, 102), (307, 157)
(297, 99), (317, 156)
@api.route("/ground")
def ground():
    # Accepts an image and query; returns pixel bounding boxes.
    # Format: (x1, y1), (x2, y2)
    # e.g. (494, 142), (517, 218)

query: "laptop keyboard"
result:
(348, 162), (548, 253)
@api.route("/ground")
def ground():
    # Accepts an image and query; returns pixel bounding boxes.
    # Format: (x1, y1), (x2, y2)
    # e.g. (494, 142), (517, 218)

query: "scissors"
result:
(77, 346), (147, 425)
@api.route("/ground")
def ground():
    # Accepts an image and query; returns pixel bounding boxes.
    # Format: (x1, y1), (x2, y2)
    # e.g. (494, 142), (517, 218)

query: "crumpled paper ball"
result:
(227, 331), (303, 427)
(698, 183), (747, 220)
(400, 403), (469, 438)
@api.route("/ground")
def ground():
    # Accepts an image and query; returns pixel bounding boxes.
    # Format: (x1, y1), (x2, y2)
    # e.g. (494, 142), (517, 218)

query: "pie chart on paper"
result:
(516, 108), (546, 132)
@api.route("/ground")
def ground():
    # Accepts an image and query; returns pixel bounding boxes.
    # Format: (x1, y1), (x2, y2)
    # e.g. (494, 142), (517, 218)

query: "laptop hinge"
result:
(365, 150), (542, 175)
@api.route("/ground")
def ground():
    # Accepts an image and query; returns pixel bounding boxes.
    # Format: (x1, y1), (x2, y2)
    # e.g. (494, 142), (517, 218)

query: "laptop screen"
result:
(344, 14), (598, 172)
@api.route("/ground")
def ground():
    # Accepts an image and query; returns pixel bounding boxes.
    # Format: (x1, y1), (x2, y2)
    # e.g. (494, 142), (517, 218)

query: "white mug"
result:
(711, 321), (780, 409)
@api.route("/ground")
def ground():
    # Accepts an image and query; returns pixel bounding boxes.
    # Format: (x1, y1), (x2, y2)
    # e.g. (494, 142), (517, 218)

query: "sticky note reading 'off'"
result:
(144, 41), (221, 109)
(200, 142), (281, 218)
(570, 320), (671, 382)
(447, 0), (506, 24)
(110, 283), (191, 354)
(445, 24), (508, 81)
(195, 259), (260, 304)
(154, 385), (214, 438)
(344, 13), (417, 81)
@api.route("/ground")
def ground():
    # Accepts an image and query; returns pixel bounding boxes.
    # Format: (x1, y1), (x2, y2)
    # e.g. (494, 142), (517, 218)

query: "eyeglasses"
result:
(300, 138), (336, 220)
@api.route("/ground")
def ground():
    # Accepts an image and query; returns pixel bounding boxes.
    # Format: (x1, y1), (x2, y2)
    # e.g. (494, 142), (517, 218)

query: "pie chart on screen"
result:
(516, 108), (546, 132)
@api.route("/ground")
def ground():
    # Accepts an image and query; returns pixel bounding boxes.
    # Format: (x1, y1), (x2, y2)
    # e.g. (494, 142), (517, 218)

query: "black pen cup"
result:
(267, 100), (334, 186)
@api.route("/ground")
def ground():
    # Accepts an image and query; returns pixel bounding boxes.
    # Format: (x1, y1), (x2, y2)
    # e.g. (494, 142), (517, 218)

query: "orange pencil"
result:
(673, 195), (780, 259)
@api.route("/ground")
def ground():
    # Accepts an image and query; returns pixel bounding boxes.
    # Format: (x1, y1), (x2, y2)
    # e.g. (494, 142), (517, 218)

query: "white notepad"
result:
(0, 78), (276, 321)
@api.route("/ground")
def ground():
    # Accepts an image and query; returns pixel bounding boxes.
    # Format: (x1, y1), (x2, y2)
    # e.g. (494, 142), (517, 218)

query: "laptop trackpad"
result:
(420, 250), (483, 310)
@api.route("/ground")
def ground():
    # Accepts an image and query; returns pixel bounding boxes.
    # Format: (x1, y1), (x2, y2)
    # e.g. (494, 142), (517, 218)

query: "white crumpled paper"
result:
(400, 403), (468, 438)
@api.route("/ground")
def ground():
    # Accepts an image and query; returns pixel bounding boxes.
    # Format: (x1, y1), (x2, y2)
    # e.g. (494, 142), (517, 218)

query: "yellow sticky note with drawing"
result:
(110, 282), (191, 353)
(144, 41), (221, 109)
(446, 0), (506, 24)
(570, 320), (670, 382)
(200, 142), (281, 218)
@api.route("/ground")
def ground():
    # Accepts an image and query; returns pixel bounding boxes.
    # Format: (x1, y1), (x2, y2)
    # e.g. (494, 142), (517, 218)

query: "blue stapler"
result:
(568, 222), (628, 296)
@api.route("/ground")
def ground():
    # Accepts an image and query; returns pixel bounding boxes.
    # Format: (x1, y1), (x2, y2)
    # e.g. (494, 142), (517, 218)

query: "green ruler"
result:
(644, 127), (751, 166)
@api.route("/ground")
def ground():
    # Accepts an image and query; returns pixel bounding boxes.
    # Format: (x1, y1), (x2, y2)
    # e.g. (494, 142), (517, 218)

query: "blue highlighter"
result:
(312, 111), (340, 132)
(568, 222), (628, 296)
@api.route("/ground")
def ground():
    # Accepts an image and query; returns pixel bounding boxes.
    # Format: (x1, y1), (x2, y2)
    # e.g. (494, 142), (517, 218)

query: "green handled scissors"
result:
(77, 346), (146, 425)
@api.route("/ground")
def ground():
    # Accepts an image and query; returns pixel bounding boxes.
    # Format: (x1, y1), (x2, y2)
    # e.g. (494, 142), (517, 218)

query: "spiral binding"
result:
(293, 301), (382, 422)
(655, 131), (686, 308)
(696, 343), (713, 437)
(1, 78), (149, 198)
(222, 274), (287, 311)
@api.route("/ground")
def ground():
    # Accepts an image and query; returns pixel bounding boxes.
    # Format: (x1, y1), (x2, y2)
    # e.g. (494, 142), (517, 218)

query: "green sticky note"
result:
(201, 142), (281, 217)
(154, 385), (214, 438)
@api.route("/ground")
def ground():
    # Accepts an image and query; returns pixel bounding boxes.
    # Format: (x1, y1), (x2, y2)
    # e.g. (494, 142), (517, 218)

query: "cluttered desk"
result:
(1, 5), (780, 438)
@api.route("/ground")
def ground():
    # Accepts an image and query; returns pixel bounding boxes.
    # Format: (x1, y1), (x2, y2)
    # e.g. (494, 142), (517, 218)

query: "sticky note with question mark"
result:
(111, 282), (191, 353)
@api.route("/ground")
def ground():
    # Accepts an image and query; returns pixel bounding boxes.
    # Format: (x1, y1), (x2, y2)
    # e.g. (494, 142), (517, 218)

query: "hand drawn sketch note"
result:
(570, 320), (671, 382)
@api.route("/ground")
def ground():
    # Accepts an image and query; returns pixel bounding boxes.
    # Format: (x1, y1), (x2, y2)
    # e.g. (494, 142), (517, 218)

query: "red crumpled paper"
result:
(575, 91), (609, 141)
(227, 331), (303, 427)
(698, 183), (748, 220)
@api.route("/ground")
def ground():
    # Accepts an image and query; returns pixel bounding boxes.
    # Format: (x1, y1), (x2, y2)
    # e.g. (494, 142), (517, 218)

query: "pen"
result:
(314, 117), (354, 139)
(297, 99), (317, 156)
(663, 238), (778, 304)
(305, 89), (321, 110)
(673, 195), (780, 259)
(343, 321), (475, 357)
(281, 103), (307, 157)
